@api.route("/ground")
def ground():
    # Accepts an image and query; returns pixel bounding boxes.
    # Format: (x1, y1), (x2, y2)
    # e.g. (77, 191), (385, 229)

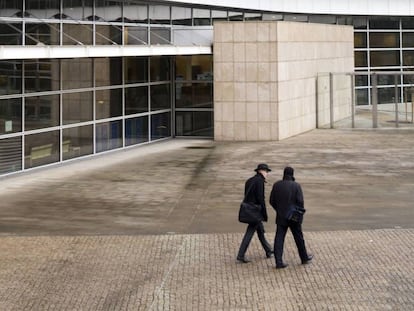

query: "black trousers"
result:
(274, 221), (309, 265)
(237, 222), (272, 258)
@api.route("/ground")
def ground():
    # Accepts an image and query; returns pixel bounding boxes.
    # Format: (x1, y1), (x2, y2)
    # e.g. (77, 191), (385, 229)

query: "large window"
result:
(24, 59), (60, 93)
(62, 58), (93, 90)
(95, 88), (122, 119)
(24, 130), (59, 169)
(0, 98), (22, 134)
(0, 137), (22, 174)
(96, 120), (122, 153)
(0, 60), (22, 95)
(125, 116), (148, 146)
(62, 125), (93, 160)
(25, 94), (60, 131)
(0, 22), (22, 45)
(125, 57), (148, 84)
(125, 86), (148, 114)
(62, 91), (93, 125)
(150, 56), (170, 82)
(95, 57), (122, 87)
(151, 112), (170, 140)
(150, 84), (170, 111)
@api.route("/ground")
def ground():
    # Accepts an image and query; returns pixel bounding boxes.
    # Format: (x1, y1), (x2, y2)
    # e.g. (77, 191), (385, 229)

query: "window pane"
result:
(402, 18), (414, 29)
(151, 112), (170, 140)
(125, 116), (148, 146)
(25, 94), (60, 130)
(0, 98), (22, 134)
(212, 10), (227, 22)
(356, 89), (369, 105)
(354, 33), (367, 48)
(150, 56), (170, 82)
(194, 8), (210, 25)
(125, 57), (148, 84)
(1, 0), (22, 15)
(95, 88), (122, 119)
(25, 0), (60, 19)
(62, 125), (93, 160)
(403, 51), (414, 66)
(176, 83), (213, 108)
(125, 26), (148, 45)
(378, 87), (400, 104)
(369, 18), (399, 30)
(228, 11), (243, 21)
(62, 91), (93, 125)
(172, 7), (191, 26)
(149, 5), (170, 24)
(175, 55), (212, 81)
(94, 0), (122, 22)
(63, 0), (93, 20)
(402, 33), (414, 48)
(96, 120), (122, 153)
(123, 2), (147, 23)
(0, 137), (22, 174)
(377, 72), (401, 86)
(176, 111), (212, 136)
(370, 51), (400, 67)
(369, 32), (399, 48)
(150, 84), (170, 111)
(95, 57), (122, 87)
(309, 15), (336, 24)
(403, 74), (414, 84)
(355, 73), (368, 87)
(61, 58), (93, 90)
(125, 86), (148, 114)
(355, 51), (368, 68)
(0, 22), (22, 45)
(63, 24), (93, 45)
(24, 59), (60, 93)
(244, 12), (262, 21)
(24, 130), (59, 169)
(25, 23), (60, 45)
(353, 17), (367, 30)
(95, 24), (122, 45)
(150, 27), (170, 44)
(0, 60), (22, 95)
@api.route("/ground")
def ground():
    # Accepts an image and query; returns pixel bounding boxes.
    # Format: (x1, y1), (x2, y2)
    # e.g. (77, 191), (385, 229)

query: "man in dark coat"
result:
(269, 166), (313, 268)
(237, 164), (273, 263)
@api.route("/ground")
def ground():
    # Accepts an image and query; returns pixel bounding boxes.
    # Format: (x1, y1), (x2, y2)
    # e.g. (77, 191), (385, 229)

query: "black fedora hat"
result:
(254, 163), (272, 172)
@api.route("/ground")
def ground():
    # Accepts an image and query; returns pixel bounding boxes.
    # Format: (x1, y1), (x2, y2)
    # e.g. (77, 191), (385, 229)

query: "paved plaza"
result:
(0, 128), (413, 310)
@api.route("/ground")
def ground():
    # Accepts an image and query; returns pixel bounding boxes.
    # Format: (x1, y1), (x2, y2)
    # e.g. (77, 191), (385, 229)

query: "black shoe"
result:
(266, 251), (274, 258)
(275, 263), (288, 269)
(301, 254), (313, 265)
(236, 256), (251, 263)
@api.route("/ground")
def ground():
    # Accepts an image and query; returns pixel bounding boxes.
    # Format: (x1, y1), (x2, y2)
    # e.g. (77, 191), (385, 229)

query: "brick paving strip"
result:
(0, 229), (412, 310)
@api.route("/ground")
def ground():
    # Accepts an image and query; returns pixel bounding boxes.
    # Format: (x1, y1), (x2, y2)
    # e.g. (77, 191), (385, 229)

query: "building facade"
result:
(1, 0), (413, 176)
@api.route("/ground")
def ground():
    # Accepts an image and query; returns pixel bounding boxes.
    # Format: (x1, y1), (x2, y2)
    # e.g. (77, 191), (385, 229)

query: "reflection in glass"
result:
(95, 24), (122, 45)
(125, 26), (147, 45)
(0, 60), (22, 95)
(149, 5), (170, 24)
(403, 51), (414, 66)
(355, 74), (368, 87)
(25, 0), (60, 19)
(370, 51), (400, 67)
(62, 91), (93, 125)
(172, 7), (192, 26)
(150, 56), (170, 81)
(378, 87), (401, 104)
(228, 11), (243, 21)
(194, 9), (210, 25)
(151, 112), (170, 140)
(355, 51), (368, 68)
(25, 94), (59, 130)
(63, 24), (92, 45)
(212, 10), (227, 22)
(244, 13), (262, 21)
(125, 86), (148, 114)
(95, 57), (122, 87)
(402, 18), (414, 29)
(123, 2), (148, 23)
(0, 22), (22, 45)
(95, 88), (122, 119)
(353, 18), (367, 30)
(175, 111), (213, 136)
(0, 137), (22, 174)
(176, 83), (213, 108)
(94, 0), (122, 22)
(369, 33), (399, 48)
(96, 120), (122, 153)
(63, 0), (93, 20)
(25, 23), (60, 45)
(369, 19), (399, 30)
(356, 89), (369, 105)
(125, 116), (148, 146)
(150, 27), (170, 44)
(309, 15), (336, 24)
(403, 73), (414, 84)
(354, 33), (367, 48)
(150, 84), (170, 111)
(0, 98), (22, 134)
(1, 1), (22, 15)
(62, 125), (93, 160)
(377, 73), (401, 86)
(61, 58), (93, 90)
(125, 57), (148, 84)
(24, 130), (59, 169)
(175, 55), (212, 81)
(403, 33), (414, 48)
(24, 59), (60, 93)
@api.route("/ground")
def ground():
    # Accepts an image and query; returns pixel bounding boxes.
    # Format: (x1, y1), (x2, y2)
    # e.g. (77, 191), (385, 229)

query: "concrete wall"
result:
(213, 21), (354, 141)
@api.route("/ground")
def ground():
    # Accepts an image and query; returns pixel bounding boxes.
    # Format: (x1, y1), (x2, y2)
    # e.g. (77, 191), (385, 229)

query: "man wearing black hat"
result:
(236, 163), (273, 263)
(270, 166), (313, 269)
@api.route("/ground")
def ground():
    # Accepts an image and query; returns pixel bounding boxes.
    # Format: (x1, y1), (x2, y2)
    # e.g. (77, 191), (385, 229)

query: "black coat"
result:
(269, 176), (304, 226)
(244, 173), (268, 222)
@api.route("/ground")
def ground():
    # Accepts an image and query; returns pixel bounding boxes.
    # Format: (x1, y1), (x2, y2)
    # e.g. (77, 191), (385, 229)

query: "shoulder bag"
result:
(238, 183), (263, 225)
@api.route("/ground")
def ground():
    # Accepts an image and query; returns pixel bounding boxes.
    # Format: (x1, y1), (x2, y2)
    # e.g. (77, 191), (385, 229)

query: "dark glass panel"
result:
(125, 116), (148, 146)
(402, 33), (414, 48)
(125, 86), (148, 114)
(228, 11), (243, 21)
(403, 73), (414, 84)
(95, 24), (122, 45)
(355, 73), (368, 87)
(25, 23), (60, 45)
(150, 84), (170, 111)
(151, 112), (170, 140)
(0, 98), (22, 134)
(0, 137), (22, 175)
(125, 57), (148, 84)
(354, 33), (367, 48)
(356, 89), (369, 105)
(402, 18), (414, 29)
(377, 72), (401, 86)
(175, 111), (213, 137)
(24, 59), (60, 93)
(403, 51), (414, 66)
(63, 0), (93, 20)
(193, 8), (210, 25)
(369, 18), (399, 30)
(62, 125), (93, 160)
(123, 2), (147, 23)
(176, 83), (213, 108)
(150, 27), (170, 44)
(25, 0), (60, 19)
(94, 0), (122, 22)
(308, 15), (336, 24)
(62, 91), (93, 125)
(370, 51), (400, 67)
(25, 94), (59, 130)
(337, 16), (353, 26)
(95, 88), (122, 119)
(0, 60), (22, 95)
(24, 130), (59, 169)
(150, 56), (170, 82)
(262, 14), (283, 21)
(378, 87), (401, 104)
(175, 55), (212, 81)
(284, 14), (308, 22)
(95, 57), (122, 87)
(369, 32), (399, 48)
(61, 58), (93, 90)
(0, 22), (22, 45)
(244, 12), (262, 21)
(63, 24), (93, 45)
(125, 26), (148, 45)
(353, 17), (367, 30)
(149, 5), (170, 24)
(96, 120), (122, 153)
(355, 51), (368, 68)
(0, 0), (22, 15)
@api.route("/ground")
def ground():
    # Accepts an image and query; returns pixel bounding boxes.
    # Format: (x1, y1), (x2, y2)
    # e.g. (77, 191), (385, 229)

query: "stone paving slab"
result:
(0, 229), (413, 310)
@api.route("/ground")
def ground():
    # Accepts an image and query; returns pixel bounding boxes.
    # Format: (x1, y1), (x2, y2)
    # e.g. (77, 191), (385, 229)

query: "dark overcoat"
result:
(244, 173), (268, 222)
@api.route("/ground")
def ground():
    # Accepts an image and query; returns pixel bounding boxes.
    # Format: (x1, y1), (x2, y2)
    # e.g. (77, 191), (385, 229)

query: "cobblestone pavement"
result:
(0, 129), (413, 310)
